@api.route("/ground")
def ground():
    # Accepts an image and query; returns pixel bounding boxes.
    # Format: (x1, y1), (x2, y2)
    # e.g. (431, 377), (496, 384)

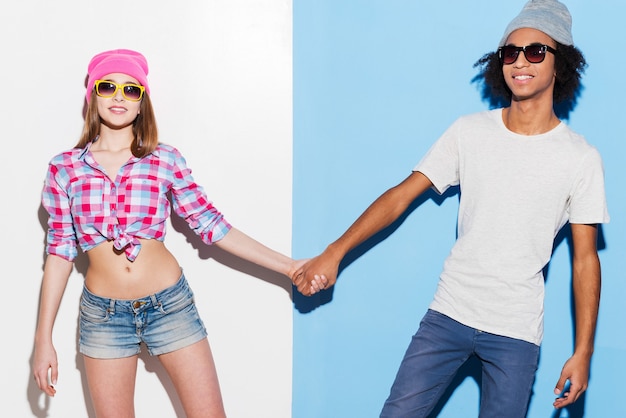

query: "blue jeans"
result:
(380, 310), (539, 418)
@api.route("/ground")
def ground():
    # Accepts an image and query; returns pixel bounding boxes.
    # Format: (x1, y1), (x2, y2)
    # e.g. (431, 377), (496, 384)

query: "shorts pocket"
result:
(80, 296), (112, 324)
(158, 286), (195, 315)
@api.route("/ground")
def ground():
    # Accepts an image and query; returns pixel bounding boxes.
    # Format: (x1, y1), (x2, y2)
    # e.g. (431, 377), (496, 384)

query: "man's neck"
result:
(503, 99), (560, 136)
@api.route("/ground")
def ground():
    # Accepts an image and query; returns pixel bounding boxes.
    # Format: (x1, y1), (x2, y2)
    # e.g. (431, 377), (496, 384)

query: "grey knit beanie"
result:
(499, 0), (573, 46)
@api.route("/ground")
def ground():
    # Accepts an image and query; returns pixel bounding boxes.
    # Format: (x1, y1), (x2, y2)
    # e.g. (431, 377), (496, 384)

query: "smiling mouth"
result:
(513, 75), (533, 80)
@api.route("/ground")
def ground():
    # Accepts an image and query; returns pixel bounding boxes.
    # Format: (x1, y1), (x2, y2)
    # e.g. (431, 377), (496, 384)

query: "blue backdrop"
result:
(293, 1), (625, 417)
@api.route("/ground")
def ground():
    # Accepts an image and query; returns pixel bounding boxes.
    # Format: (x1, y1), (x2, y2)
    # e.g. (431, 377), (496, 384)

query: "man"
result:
(294, 1), (609, 416)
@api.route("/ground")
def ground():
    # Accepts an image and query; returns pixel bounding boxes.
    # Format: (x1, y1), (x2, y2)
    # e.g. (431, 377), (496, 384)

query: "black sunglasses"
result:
(498, 44), (557, 65)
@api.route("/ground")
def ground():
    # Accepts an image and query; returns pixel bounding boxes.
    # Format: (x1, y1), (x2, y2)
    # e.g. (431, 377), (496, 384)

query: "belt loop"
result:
(108, 298), (115, 314)
(150, 293), (165, 313)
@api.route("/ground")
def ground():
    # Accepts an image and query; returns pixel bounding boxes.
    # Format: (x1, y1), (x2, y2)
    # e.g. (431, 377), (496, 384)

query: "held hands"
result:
(289, 258), (329, 296)
(292, 251), (340, 296)
(553, 353), (591, 409)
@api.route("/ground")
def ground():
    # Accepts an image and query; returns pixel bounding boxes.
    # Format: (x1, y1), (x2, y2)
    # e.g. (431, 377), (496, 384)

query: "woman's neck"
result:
(94, 125), (134, 152)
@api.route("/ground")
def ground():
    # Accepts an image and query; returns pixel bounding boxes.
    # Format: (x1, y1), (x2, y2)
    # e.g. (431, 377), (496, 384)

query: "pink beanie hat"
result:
(86, 49), (150, 103)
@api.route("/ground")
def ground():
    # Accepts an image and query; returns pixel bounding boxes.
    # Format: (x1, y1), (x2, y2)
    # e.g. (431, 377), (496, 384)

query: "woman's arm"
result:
(214, 227), (309, 285)
(33, 254), (74, 397)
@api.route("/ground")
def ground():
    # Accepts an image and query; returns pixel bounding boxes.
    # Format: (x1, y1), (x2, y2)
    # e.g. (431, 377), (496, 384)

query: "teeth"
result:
(514, 75), (533, 80)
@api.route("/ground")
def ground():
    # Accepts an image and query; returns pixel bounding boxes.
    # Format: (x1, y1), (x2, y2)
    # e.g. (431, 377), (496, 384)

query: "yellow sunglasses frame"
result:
(94, 80), (145, 101)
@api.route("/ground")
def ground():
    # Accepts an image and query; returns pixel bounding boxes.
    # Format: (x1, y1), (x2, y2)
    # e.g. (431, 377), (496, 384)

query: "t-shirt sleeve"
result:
(568, 147), (610, 224)
(413, 119), (461, 195)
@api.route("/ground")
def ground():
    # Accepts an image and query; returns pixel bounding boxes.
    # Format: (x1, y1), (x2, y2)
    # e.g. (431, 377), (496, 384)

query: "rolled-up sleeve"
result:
(169, 149), (231, 245)
(42, 163), (78, 261)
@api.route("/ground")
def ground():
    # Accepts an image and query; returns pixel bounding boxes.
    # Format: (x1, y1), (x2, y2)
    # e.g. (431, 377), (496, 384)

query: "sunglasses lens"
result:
(94, 81), (143, 101)
(501, 46), (519, 65)
(96, 82), (117, 97)
(524, 45), (546, 63)
(500, 45), (549, 65)
(123, 85), (143, 101)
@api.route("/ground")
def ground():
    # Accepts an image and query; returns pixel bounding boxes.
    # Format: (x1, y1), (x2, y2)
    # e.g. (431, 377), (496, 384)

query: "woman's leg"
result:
(158, 338), (226, 418)
(83, 355), (139, 418)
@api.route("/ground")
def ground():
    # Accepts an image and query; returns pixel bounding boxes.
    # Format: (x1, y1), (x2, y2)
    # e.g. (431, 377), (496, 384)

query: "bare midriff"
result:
(85, 239), (182, 300)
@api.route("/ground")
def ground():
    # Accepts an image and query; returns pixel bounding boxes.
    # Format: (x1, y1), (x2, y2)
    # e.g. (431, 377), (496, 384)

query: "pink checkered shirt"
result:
(42, 141), (231, 261)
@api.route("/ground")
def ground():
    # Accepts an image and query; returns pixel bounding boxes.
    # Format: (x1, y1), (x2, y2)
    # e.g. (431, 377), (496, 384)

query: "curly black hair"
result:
(473, 43), (587, 108)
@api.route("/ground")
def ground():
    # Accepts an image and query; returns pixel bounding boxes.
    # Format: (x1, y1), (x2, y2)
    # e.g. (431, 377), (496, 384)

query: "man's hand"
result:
(553, 353), (591, 409)
(289, 258), (328, 295)
(292, 251), (340, 296)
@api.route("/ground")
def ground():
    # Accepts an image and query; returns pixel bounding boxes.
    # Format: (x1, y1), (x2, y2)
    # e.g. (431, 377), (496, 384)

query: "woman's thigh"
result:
(84, 355), (139, 418)
(158, 338), (226, 418)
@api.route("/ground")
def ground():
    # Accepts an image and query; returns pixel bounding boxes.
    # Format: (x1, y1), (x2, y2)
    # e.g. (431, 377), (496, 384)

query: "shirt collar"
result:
(77, 139), (94, 160)
(77, 137), (160, 160)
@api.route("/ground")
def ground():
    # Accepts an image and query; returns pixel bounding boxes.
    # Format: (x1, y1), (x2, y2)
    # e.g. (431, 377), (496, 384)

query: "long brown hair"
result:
(76, 90), (159, 158)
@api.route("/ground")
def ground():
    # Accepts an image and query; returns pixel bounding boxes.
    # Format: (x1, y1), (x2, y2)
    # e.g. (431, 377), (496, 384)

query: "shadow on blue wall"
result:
(293, 186), (459, 314)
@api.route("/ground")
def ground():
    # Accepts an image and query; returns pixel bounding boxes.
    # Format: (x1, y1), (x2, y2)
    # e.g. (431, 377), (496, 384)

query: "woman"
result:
(33, 49), (317, 417)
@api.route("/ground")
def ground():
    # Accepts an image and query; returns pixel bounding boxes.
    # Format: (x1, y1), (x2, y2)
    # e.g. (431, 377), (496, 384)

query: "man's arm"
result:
(553, 223), (601, 409)
(293, 171), (433, 296)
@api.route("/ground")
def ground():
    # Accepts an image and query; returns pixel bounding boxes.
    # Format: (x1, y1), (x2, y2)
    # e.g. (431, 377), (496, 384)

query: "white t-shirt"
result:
(414, 109), (609, 345)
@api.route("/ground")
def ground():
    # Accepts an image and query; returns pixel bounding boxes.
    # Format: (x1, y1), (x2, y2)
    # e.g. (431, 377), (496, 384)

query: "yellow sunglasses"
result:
(94, 80), (145, 101)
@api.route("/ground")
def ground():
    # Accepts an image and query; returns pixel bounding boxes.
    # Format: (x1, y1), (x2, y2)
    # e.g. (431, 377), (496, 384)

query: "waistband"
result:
(81, 271), (187, 312)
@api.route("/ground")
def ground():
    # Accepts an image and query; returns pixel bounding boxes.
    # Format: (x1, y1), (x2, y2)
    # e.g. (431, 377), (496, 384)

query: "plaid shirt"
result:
(42, 141), (231, 262)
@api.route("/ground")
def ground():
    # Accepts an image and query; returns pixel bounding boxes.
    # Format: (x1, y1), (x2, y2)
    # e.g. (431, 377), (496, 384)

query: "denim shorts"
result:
(79, 272), (208, 359)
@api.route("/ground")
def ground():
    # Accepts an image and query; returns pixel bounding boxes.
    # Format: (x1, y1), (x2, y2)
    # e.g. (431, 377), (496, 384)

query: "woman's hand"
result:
(33, 340), (58, 397)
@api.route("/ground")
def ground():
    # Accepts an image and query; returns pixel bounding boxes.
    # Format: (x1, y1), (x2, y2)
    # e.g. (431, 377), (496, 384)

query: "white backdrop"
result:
(1, 1), (293, 417)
